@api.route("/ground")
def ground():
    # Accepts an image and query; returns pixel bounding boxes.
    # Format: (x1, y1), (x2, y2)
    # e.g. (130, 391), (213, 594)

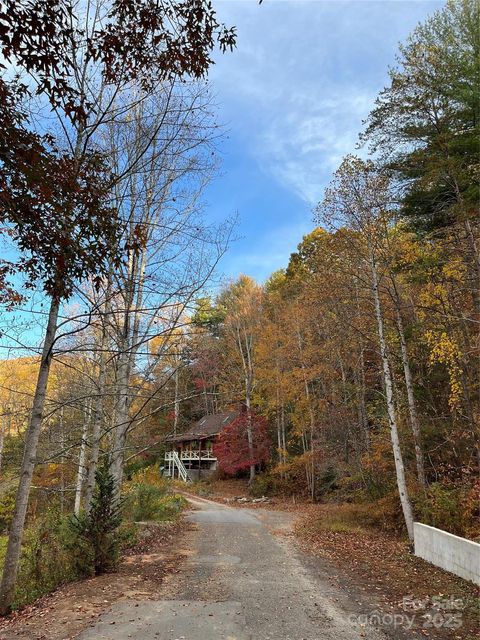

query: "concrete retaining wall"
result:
(413, 522), (480, 585)
(187, 468), (216, 482)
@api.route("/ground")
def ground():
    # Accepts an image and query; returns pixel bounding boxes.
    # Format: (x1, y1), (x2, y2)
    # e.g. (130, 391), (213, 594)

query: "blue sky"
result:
(205, 0), (444, 282)
(0, 1), (445, 354)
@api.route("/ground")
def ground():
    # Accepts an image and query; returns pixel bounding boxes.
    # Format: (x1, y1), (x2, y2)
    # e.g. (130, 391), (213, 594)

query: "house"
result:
(163, 410), (240, 481)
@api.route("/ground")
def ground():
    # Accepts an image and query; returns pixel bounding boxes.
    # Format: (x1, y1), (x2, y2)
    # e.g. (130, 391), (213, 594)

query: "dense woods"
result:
(0, 0), (477, 615)
(188, 0), (479, 542)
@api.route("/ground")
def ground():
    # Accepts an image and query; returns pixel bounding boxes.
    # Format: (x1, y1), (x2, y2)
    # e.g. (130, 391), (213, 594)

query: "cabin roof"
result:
(164, 411), (239, 443)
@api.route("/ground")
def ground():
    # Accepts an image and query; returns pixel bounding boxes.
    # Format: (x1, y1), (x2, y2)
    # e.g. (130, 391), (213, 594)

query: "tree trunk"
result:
(357, 348), (369, 450)
(110, 240), (147, 496)
(85, 327), (108, 512)
(305, 380), (316, 501)
(202, 379), (209, 415)
(296, 323), (316, 500)
(74, 401), (91, 515)
(394, 300), (427, 489)
(370, 254), (414, 542)
(59, 407), (65, 514)
(173, 366), (180, 436)
(281, 402), (287, 464)
(0, 415), (5, 475)
(0, 296), (59, 614)
(234, 324), (256, 483)
(245, 378), (256, 483)
(111, 351), (130, 495)
(275, 386), (283, 469)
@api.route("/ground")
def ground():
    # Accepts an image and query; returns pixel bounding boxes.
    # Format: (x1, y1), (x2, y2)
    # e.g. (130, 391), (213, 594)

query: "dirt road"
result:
(77, 496), (404, 640)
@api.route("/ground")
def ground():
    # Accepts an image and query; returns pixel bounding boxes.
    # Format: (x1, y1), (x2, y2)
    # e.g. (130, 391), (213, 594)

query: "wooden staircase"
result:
(165, 451), (192, 482)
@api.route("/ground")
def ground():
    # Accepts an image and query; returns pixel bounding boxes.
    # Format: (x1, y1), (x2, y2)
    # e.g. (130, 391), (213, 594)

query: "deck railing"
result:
(165, 450), (216, 461)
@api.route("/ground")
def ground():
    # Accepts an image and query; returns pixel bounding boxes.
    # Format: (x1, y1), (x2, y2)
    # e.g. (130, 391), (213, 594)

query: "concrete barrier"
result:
(413, 522), (480, 585)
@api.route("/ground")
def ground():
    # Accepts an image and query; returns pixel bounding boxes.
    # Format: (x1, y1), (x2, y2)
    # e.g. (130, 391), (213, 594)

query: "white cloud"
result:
(211, 0), (441, 204)
(205, 0), (443, 280)
(257, 89), (374, 202)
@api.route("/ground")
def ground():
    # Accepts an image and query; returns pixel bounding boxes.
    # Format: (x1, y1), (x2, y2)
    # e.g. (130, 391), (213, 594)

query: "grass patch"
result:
(304, 499), (404, 536)
(316, 517), (365, 534)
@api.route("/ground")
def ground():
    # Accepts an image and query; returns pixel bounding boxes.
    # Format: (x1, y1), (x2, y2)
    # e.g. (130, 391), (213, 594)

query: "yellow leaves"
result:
(149, 315), (188, 359)
(128, 464), (167, 490)
(441, 255), (466, 282)
(33, 463), (67, 487)
(361, 431), (396, 478)
(275, 446), (289, 461)
(425, 330), (463, 410)
(418, 282), (448, 318)
(389, 223), (421, 270)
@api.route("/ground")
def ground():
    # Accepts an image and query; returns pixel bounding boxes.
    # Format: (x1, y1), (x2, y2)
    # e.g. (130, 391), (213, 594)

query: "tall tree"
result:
(362, 0), (479, 469)
(317, 156), (415, 541)
(0, 0), (236, 613)
(218, 276), (262, 482)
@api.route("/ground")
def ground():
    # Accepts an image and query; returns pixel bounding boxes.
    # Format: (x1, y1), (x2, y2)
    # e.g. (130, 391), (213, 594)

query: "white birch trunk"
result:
(59, 407), (65, 514)
(173, 366), (180, 436)
(276, 386), (282, 466)
(74, 402), (91, 515)
(234, 325), (256, 482)
(111, 241), (147, 496)
(369, 253), (414, 542)
(296, 323), (316, 500)
(281, 403), (287, 464)
(111, 350), (131, 495)
(0, 296), (60, 614)
(394, 302), (427, 489)
(245, 379), (256, 483)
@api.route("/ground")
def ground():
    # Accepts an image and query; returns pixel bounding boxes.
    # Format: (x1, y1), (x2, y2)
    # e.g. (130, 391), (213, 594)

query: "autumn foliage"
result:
(0, 0), (478, 617)
(215, 412), (271, 475)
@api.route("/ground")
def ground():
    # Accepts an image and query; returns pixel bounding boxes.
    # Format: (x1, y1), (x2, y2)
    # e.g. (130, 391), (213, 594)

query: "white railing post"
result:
(164, 449), (216, 479)
(167, 449), (216, 461)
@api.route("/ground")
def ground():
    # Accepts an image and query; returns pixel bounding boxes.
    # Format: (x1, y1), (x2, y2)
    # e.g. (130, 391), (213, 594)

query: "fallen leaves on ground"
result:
(0, 518), (191, 640)
(295, 508), (479, 640)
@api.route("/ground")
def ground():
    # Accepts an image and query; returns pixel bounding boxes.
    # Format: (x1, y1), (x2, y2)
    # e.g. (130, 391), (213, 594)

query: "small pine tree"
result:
(69, 459), (123, 575)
